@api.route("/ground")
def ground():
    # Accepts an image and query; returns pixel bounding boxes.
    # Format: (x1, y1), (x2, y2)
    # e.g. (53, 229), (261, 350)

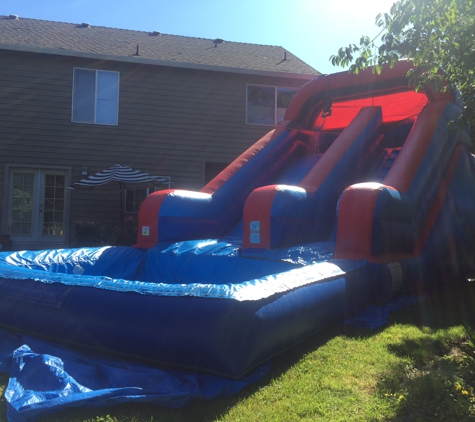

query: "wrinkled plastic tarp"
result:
(0, 327), (269, 422)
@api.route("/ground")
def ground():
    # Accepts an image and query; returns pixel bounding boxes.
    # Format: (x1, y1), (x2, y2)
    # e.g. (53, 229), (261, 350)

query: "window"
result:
(72, 68), (119, 125)
(125, 188), (155, 213)
(246, 85), (298, 126)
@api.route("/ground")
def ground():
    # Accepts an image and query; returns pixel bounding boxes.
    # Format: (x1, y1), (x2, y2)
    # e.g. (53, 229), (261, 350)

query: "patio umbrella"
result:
(70, 164), (171, 238)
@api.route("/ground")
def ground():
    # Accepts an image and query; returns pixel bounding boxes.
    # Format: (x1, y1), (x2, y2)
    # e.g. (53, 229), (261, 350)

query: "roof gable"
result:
(0, 16), (320, 77)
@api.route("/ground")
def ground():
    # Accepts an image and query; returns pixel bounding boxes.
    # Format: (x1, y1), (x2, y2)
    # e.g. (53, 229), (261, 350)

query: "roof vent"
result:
(213, 38), (225, 47)
(8, 15), (19, 20)
(151, 31), (162, 36)
(81, 22), (91, 28)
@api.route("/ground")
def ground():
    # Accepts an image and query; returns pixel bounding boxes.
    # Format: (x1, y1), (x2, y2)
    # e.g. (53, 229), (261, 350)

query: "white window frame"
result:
(72, 68), (120, 125)
(246, 84), (298, 126)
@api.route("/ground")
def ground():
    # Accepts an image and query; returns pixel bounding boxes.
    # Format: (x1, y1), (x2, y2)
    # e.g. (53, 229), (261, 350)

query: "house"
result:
(0, 15), (320, 251)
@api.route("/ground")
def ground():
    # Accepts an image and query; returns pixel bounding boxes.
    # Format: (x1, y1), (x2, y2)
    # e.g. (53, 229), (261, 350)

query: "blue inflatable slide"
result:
(0, 60), (474, 420)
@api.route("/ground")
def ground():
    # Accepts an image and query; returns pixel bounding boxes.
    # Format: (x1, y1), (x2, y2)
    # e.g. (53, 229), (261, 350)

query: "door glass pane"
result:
(42, 174), (66, 236)
(10, 172), (35, 236)
(21, 223), (31, 235)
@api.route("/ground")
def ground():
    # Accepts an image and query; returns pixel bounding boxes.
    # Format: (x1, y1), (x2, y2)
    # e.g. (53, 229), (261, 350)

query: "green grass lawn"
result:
(2, 280), (475, 422)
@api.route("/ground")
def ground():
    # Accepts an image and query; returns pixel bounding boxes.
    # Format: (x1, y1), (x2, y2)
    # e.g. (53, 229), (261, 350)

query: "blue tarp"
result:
(0, 292), (425, 422)
(0, 327), (269, 422)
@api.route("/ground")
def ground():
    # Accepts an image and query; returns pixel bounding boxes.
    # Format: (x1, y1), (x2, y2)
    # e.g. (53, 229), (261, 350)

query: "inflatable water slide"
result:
(0, 61), (474, 381)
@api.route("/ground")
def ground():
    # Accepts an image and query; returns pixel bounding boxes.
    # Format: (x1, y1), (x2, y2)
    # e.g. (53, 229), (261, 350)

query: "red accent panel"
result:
(333, 183), (388, 260)
(285, 62), (417, 121)
(201, 121), (291, 195)
(242, 186), (279, 249)
(134, 189), (175, 248)
(285, 61), (454, 130)
(312, 92), (428, 131)
(384, 101), (449, 192)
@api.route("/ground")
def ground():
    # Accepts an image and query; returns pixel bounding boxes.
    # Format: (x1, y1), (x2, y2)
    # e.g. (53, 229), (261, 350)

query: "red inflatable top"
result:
(285, 61), (454, 131)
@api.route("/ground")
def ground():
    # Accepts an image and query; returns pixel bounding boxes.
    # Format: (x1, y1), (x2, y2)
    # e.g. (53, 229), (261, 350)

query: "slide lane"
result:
(334, 100), (472, 264)
(135, 123), (314, 247)
(242, 106), (385, 250)
(364, 143), (475, 301)
(136, 106), (382, 250)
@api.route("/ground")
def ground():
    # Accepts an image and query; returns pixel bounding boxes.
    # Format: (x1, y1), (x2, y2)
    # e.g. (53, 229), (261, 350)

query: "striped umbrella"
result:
(70, 164), (172, 238)
(72, 164), (171, 187)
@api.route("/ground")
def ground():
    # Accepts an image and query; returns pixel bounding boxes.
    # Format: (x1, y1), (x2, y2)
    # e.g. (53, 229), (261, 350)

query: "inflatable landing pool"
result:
(1, 61), (475, 378)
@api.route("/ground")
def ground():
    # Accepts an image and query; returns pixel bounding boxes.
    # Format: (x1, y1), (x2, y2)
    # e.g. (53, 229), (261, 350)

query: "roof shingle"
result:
(0, 16), (320, 76)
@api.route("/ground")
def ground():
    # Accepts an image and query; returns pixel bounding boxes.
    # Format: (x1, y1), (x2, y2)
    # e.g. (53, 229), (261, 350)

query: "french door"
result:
(8, 168), (68, 244)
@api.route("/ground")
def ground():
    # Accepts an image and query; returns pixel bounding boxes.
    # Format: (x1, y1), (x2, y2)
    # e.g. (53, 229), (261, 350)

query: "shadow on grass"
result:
(375, 281), (475, 421)
(42, 280), (475, 422)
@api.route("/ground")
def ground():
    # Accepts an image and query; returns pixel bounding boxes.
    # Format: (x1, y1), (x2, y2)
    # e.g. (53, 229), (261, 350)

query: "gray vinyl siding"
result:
(0, 49), (312, 248)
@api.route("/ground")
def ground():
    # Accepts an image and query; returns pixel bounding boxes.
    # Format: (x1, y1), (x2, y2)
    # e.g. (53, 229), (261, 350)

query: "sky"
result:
(0, 0), (397, 75)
